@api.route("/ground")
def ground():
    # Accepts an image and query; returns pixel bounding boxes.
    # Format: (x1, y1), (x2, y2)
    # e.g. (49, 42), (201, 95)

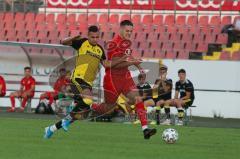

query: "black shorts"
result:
(153, 96), (171, 103)
(183, 99), (194, 108)
(70, 78), (92, 95)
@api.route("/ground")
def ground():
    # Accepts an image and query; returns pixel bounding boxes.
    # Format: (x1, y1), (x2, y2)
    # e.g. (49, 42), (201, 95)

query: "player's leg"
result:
(160, 100), (171, 125)
(7, 91), (21, 112)
(125, 90), (157, 139)
(173, 99), (185, 125)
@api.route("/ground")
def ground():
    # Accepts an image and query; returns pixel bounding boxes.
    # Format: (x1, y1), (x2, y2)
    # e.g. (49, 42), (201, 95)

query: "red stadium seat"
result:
(35, 13), (46, 23)
(144, 25), (155, 33)
(27, 30), (38, 39)
(59, 30), (69, 39)
(173, 42), (184, 50)
(142, 15), (153, 25)
(78, 14), (88, 24)
(25, 13), (35, 23)
(200, 26), (212, 34)
(57, 23), (67, 31)
(159, 33), (170, 42)
(154, 50), (166, 58)
(56, 14), (67, 24)
(88, 14), (98, 25)
(4, 12), (14, 22)
(155, 25), (166, 33)
(15, 21), (25, 31)
(135, 33), (147, 41)
(178, 26), (189, 34)
(5, 29), (17, 41)
(79, 24), (88, 33)
(120, 14), (131, 21)
(189, 25), (201, 35)
(187, 15), (197, 26)
(68, 23), (78, 31)
(16, 30), (27, 40)
(48, 30), (59, 39)
(176, 15), (186, 26)
(166, 25), (178, 34)
(220, 51), (231, 60)
(162, 42), (173, 51)
(99, 14), (108, 24)
(176, 50), (189, 59)
(138, 41), (149, 49)
(209, 16), (221, 26)
(147, 32), (159, 42)
(195, 42), (208, 52)
(109, 14), (119, 24)
(142, 49), (154, 58)
(164, 15), (175, 26)
(37, 30), (48, 39)
(211, 26), (221, 34)
(46, 13), (55, 23)
(0, 12), (4, 21)
(221, 16), (232, 25)
(181, 33), (193, 43)
(69, 30), (80, 37)
(132, 15), (141, 24)
(153, 15), (163, 26)
(169, 33), (181, 42)
(216, 34), (228, 44)
(184, 42), (195, 51)
(199, 16), (209, 26)
(67, 14), (76, 24)
(36, 23), (46, 31)
(47, 22), (57, 31)
(231, 51), (240, 60)
(132, 49), (142, 58)
(4, 21), (15, 29)
(205, 34), (216, 43)
(111, 24), (119, 34)
(15, 12), (25, 22)
(165, 50), (177, 59)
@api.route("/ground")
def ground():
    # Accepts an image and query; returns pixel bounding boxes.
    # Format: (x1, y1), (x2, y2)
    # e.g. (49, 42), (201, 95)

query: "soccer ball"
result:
(162, 128), (179, 144)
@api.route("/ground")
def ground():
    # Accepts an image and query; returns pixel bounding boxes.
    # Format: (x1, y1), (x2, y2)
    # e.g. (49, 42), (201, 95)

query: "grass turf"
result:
(0, 118), (239, 159)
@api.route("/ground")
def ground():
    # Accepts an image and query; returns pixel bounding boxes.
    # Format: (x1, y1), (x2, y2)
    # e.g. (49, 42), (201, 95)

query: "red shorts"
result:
(0, 91), (5, 97)
(20, 91), (34, 98)
(103, 72), (136, 104)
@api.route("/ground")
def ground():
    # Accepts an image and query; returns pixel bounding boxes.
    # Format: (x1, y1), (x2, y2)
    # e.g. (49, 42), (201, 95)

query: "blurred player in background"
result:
(153, 65), (172, 125)
(38, 68), (69, 113)
(165, 69), (195, 125)
(7, 67), (35, 112)
(0, 75), (6, 97)
(103, 20), (156, 139)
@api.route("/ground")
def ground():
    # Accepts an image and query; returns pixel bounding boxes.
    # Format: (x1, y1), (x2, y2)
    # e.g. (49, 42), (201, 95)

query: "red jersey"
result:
(53, 76), (69, 92)
(0, 75), (6, 96)
(106, 35), (132, 75)
(21, 76), (35, 92)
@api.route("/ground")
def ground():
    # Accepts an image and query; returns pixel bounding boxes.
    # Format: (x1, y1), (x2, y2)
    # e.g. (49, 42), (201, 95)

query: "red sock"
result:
(135, 102), (148, 129)
(48, 94), (54, 106)
(10, 96), (15, 109)
(21, 97), (28, 108)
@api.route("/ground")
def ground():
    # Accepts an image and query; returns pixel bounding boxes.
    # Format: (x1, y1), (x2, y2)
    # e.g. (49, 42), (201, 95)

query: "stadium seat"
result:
(155, 25), (166, 33)
(132, 49), (142, 58)
(220, 51), (231, 60)
(59, 30), (69, 39)
(153, 15), (163, 26)
(36, 23), (46, 31)
(142, 15), (153, 25)
(231, 51), (240, 60)
(181, 33), (193, 43)
(221, 16), (232, 25)
(166, 25), (178, 34)
(35, 13), (46, 23)
(37, 30), (48, 40)
(79, 24), (88, 33)
(159, 33), (170, 42)
(69, 30), (80, 37)
(164, 15), (175, 26)
(46, 13), (55, 23)
(205, 34), (216, 43)
(165, 50), (176, 59)
(147, 32), (159, 42)
(15, 12), (25, 22)
(176, 15), (186, 26)
(198, 16), (209, 26)
(4, 12), (14, 22)
(192, 33), (205, 43)
(176, 50), (189, 59)
(57, 22), (67, 31)
(170, 33), (181, 42)
(211, 26), (221, 34)
(25, 12), (35, 23)
(88, 14), (98, 25)
(184, 42), (195, 51)
(142, 49), (154, 58)
(195, 42), (208, 52)
(25, 21), (36, 31)
(15, 21), (25, 31)
(201, 26), (212, 35)
(68, 23), (78, 31)
(67, 14), (76, 24)
(132, 15), (141, 24)
(4, 21), (15, 29)
(173, 42), (184, 50)
(0, 12), (4, 21)
(47, 22), (57, 31)
(216, 33), (228, 44)
(178, 26), (189, 34)
(5, 29), (17, 41)
(109, 14), (119, 24)
(189, 25), (201, 35)
(16, 30), (27, 40)
(162, 42), (173, 51)
(154, 49), (166, 58)
(143, 25), (155, 33)
(56, 14), (67, 24)
(48, 30), (59, 39)
(138, 41), (149, 49)
(78, 14), (88, 24)
(99, 14), (108, 24)
(120, 14), (131, 21)
(187, 15), (197, 26)
(209, 16), (221, 26)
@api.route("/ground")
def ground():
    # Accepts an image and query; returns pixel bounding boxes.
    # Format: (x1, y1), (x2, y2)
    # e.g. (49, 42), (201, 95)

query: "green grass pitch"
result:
(0, 118), (239, 159)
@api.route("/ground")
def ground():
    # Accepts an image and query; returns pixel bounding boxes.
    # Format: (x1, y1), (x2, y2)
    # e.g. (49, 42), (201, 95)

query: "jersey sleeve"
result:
(71, 38), (87, 50)
(175, 82), (180, 91)
(98, 45), (106, 61)
(31, 78), (36, 86)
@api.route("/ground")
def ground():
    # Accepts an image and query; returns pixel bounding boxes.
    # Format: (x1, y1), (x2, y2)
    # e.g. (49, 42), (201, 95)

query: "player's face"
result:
(24, 69), (31, 77)
(120, 25), (133, 40)
(159, 69), (167, 76)
(178, 72), (186, 81)
(88, 31), (100, 46)
(138, 77), (145, 85)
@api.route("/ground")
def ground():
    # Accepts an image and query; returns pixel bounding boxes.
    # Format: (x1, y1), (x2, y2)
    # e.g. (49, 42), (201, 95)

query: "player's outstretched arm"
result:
(61, 35), (81, 46)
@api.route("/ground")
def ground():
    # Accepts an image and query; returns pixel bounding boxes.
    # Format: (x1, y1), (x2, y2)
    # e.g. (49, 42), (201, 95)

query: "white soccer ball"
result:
(162, 128), (179, 144)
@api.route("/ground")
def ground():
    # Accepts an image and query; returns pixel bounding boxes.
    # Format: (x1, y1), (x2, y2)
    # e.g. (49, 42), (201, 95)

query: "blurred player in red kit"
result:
(7, 67), (35, 112)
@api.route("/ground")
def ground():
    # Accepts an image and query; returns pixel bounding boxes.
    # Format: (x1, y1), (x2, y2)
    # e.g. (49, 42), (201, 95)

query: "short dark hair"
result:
(138, 73), (146, 80)
(88, 25), (99, 33)
(178, 69), (186, 74)
(24, 66), (31, 71)
(120, 20), (133, 27)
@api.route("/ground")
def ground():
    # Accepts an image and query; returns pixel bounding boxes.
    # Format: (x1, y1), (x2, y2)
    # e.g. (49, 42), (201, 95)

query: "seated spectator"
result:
(165, 69), (195, 126)
(0, 75), (6, 97)
(36, 68), (70, 114)
(152, 64), (172, 125)
(222, 19), (240, 47)
(7, 67), (36, 112)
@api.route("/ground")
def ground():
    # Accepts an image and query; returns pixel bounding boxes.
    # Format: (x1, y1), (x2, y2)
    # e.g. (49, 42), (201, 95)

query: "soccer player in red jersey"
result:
(0, 75), (6, 97)
(39, 68), (69, 109)
(102, 20), (157, 139)
(7, 67), (36, 112)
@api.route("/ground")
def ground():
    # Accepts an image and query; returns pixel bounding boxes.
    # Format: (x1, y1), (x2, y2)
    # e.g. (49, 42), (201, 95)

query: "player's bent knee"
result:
(83, 98), (93, 106)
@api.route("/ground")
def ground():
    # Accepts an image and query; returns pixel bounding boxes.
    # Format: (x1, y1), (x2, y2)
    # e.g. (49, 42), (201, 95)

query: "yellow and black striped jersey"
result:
(71, 38), (106, 86)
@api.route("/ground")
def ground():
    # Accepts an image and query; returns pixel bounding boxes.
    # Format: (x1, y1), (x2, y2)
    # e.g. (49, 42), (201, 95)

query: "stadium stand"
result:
(0, 12), (239, 60)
